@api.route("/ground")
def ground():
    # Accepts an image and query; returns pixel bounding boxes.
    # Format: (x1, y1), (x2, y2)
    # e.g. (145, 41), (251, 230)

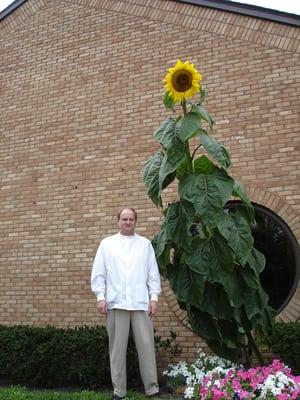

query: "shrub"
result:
(0, 325), (139, 389)
(270, 321), (300, 375)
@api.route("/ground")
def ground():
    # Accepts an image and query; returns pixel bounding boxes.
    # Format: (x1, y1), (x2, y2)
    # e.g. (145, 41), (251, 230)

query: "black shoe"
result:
(147, 392), (160, 398)
(112, 395), (125, 400)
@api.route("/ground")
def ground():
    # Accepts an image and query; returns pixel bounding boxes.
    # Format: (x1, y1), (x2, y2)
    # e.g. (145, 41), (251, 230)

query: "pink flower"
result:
(294, 375), (300, 384)
(238, 390), (251, 399)
(232, 377), (241, 391)
(211, 387), (225, 399)
(277, 394), (290, 400)
(200, 386), (208, 398)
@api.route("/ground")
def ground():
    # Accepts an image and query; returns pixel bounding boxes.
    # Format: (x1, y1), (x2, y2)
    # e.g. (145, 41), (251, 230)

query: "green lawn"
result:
(0, 386), (162, 400)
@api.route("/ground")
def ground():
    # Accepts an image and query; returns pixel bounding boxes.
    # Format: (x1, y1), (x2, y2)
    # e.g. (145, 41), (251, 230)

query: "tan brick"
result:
(0, 0), (299, 366)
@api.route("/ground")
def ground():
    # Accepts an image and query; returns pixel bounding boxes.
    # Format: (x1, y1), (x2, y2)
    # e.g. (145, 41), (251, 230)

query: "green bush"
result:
(270, 321), (300, 374)
(0, 325), (140, 390)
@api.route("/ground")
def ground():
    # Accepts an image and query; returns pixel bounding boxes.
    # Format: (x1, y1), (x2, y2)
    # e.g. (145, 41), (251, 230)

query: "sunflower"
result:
(164, 59), (202, 103)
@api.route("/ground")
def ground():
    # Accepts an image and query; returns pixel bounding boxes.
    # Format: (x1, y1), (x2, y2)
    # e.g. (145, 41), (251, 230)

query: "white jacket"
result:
(91, 232), (161, 311)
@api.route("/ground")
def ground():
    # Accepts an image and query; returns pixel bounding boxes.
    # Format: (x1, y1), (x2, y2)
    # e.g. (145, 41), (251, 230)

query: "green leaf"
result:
(188, 307), (222, 341)
(232, 180), (255, 224)
(165, 201), (195, 251)
(246, 247), (266, 275)
(163, 91), (175, 110)
(186, 234), (235, 285)
(141, 151), (164, 207)
(158, 155), (176, 192)
(206, 338), (239, 362)
(153, 117), (176, 146)
(168, 263), (206, 309)
(193, 155), (216, 175)
(199, 130), (231, 169)
(175, 156), (190, 181)
(141, 151), (176, 207)
(152, 224), (168, 259)
(201, 282), (233, 320)
(178, 112), (200, 141)
(152, 224), (178, 280)
(191, 103), (214, 129)
(216, 210), (253, 266)
(154, 117), (186, 167)
(199, 87), (207, 103)
(179, 169), (234, 226)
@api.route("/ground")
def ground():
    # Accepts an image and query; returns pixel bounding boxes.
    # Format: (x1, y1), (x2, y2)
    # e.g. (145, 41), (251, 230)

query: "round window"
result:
(226, 201), (300, 313)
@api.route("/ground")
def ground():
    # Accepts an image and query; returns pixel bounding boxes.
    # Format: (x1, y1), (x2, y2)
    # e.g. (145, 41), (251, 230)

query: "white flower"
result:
(184, 386), (194, 399)
(258, 371), (298, 399)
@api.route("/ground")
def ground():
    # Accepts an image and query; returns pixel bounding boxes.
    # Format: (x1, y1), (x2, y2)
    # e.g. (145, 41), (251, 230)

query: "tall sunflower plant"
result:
(142, 60), (275, 364)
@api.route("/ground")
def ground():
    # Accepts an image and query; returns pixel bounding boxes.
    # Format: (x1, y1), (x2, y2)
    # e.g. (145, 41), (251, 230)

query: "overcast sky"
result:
(0, 0), (299, 15)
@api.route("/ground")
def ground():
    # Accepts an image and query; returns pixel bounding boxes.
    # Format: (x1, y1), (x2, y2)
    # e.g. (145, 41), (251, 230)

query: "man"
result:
(91, 207), (161, 399)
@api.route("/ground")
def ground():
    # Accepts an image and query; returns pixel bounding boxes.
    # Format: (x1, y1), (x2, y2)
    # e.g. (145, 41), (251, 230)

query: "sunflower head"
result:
(164, 59), (202, 104)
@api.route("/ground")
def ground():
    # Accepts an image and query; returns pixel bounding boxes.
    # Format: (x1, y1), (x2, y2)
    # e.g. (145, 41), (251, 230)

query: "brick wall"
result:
(0, 0), (299, 365)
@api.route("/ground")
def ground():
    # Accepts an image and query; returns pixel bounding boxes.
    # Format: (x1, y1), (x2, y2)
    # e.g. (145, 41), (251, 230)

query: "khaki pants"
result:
(107, 309), (159, 397)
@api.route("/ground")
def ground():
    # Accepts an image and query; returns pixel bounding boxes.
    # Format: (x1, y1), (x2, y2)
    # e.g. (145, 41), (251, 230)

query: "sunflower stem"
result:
(191, 144), (203, 159)
(246, 330), (264, 366)
(182, 100), (187, 115)
(181, 100), (193, 172)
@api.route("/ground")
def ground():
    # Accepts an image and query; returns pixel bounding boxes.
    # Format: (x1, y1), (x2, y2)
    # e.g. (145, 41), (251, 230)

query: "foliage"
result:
(270, 322), (300, 375)
(163, 352), (300, 399)
(154, 330), (182, 357)
(0, 386), (149, 400)
(142, 60), (275, 363)
(0, 325), (179, 390)
(0, 325), (123, 389)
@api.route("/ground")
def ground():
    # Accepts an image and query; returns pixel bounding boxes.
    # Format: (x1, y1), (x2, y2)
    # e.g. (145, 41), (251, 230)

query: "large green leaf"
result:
(232, 180), (255, 224)
(141, 151), (164, 207)
(179, 169), (234, 226)
(152, 224), (168, 259)
(154, 116), (185, 167)
(189, 309), (239, 361)
(165, 201), (195, 251)
(152, 230), (174, 279)
(200, 282), (233, 320)
(168, 263), (206, 308)
(158, 155), (176, 192)
(216, 210), (253, 266)
(225, 267), (266, 322)
(175, 156), (190, 181)
(178, 112), (200, 141)
(154, 117), (176, 146)
(224, 264), (271, 327)
(199, 130), (231, 169)
(205, 338), (239, 362)
(246, 247), (266, 275)
(186, 234), (235, 286)
(141, 150), (176, 207)
(193, 155), (216, 175)
(191, 104), (214, 129)
(188, 307), (222, 341)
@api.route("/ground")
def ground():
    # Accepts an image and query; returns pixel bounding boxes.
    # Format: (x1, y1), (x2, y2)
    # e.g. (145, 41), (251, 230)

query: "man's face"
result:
(118, 209), (136, 236)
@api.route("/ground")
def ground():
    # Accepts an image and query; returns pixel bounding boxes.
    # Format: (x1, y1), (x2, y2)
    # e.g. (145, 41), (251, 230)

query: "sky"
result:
(0, 0), (299, 15)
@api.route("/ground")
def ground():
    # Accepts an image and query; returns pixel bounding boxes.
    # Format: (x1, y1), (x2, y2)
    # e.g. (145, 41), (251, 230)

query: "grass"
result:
(0, 386), (157, 400)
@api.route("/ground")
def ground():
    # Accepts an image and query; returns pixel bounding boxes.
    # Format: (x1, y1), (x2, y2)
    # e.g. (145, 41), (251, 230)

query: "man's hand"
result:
(97, 300), (108, 314)
(148, 300), (158, 317)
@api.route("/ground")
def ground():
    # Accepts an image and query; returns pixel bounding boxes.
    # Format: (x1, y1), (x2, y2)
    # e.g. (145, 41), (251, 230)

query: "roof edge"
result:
(1, 0), (299, 27)
(0, 0), (28, 22)
(175, 0), (300, 27)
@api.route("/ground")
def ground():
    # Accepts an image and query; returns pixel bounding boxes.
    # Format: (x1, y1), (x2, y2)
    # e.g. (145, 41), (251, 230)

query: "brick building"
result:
(0, 0), (299, 365)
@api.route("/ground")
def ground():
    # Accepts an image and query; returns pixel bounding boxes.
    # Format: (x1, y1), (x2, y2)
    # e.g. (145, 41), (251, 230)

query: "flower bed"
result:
(163, 351), (300, 399)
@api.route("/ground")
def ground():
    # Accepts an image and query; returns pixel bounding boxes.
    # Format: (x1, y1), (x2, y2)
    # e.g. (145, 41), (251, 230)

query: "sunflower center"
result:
(172, 70), (193, 92)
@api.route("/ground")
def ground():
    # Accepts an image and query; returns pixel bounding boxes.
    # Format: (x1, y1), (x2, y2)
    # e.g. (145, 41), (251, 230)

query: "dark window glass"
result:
(226, 201), (300, 313)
